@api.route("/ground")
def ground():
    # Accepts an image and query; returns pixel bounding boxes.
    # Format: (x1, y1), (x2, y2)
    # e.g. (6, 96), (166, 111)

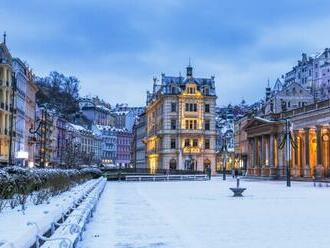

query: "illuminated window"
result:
(185, 119), (197, 130)
(193, 139), (198, 147)
(187, 87), (196, 94)
(185, 103), (197, 112)
(184, 139), (190, 147)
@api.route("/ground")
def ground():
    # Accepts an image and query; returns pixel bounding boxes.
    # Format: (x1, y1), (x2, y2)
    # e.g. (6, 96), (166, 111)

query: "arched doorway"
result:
(169, 159), (177, 170)
(204, 159), (211, 172)
(185, 158), (197, 171)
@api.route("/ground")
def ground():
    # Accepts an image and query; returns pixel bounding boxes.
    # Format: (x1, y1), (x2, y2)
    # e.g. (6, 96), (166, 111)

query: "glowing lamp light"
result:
(28, 161), (34, 168)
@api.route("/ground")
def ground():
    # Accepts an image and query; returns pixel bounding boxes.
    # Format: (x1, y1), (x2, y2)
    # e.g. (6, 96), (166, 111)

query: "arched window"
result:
(169, 159), (177, 170)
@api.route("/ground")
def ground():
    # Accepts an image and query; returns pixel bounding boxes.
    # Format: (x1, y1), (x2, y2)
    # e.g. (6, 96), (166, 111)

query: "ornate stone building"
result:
(238, 99), (330, 178)
(285, 48), (330, 100)
(131, 111), (146, 169)
(0, 34), (15, 165)
(145, 65), (217, 173)
(264, 81), (314, 115)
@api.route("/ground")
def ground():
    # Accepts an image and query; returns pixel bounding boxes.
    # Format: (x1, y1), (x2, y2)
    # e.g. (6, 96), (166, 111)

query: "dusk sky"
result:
(1, 0), (330, 106)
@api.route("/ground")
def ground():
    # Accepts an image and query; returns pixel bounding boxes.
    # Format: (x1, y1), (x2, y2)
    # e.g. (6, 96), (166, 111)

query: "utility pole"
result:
(8, 72), (17, 166)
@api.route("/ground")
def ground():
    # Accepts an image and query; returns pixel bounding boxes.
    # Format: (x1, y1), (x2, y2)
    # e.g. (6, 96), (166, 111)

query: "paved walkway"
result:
(79, 179), (330, 248)
(79, 183), (188, 248)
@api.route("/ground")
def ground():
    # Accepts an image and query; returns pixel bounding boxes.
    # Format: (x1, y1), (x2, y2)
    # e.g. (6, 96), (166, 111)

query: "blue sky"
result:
(1, 0), (330, 106)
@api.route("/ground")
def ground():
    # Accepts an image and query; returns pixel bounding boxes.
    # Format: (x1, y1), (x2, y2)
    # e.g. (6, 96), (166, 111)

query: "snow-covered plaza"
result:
(79, 178), (330, 248)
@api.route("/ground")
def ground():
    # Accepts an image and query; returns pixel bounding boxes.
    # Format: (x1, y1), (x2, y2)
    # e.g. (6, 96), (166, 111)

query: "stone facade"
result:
(0, 38), (14, 164)
(285, 48), (330, 100)
(131, 111), (146, 169)
(264, 81), (314, 114)
(145, 65), (217, 173)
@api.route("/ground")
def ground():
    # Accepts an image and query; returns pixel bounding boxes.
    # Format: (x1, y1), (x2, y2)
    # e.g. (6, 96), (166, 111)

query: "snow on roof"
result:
(95, 125), (129, 133)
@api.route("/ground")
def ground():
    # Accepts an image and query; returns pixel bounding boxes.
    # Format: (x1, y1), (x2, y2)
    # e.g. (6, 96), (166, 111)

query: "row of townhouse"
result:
(0, 34), (38, 167)
(93, 125), (132, 167)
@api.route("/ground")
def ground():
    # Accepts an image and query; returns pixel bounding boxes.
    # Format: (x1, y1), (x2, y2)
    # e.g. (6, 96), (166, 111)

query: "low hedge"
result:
(0, 166), (102, 213)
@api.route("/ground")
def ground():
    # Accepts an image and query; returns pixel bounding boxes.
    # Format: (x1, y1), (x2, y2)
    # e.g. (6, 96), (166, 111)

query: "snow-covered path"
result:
(79, 178), (330, 248)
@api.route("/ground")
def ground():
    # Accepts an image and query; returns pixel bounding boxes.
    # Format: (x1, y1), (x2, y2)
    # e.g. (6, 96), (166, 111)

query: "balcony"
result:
(183, 146), (201, 154)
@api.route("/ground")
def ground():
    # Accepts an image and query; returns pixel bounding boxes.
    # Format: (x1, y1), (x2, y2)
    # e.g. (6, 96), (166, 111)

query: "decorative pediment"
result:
(243, 117), (275, 130)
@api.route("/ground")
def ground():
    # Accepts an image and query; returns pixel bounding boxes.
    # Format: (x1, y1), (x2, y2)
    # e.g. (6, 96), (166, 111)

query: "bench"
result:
(37, 178), (106, 248)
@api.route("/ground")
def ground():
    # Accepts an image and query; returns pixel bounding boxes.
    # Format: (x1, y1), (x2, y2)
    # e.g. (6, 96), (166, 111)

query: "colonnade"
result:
(247, 125), (330, 178)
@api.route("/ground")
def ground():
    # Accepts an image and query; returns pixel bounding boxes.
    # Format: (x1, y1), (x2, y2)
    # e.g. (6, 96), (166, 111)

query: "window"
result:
(169, 159), (177, 170)
(185, 119), (198, 130)
(205, 104), (210, 113)
(170, 138), (176, 149)
(193, 139), (198, 147)
(288, 101), (291, 108)
(171, 86), (176, 94)
(171, 102), (176, 112)
(171, 119), (176, 130)
(204, 87), (209, 95)
(205, 120), (210, 130)
(185, 103), (197, 112)
(184, 139), (190, 147)
(187, 87), (196, 94)
(205, 139), (210, 149)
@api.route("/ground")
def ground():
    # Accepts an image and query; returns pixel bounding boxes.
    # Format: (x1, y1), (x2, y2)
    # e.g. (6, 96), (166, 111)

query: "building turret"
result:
(186, 60), (193, 78)
(265, 80), (271, 101)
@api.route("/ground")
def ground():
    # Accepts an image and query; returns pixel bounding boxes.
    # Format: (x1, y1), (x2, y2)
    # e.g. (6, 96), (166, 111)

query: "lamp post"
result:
(29, 105), (53, 168)
(278, 119), (297, 187)
(8, 72), (17, 166)
(221, 139), (228, 180)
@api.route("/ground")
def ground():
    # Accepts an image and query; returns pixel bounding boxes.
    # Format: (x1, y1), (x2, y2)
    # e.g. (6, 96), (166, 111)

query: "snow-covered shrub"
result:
(80, 167), (102, 179)
(0, 166), (102, 212)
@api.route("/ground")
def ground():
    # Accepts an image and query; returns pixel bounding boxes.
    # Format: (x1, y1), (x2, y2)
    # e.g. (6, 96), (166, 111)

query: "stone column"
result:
(253, 137), (258, 175)
(269, 134), (275, 176)
(303, 128), (311, 177)
(261, 135), (265, 176)
(292, 130), (299, 177)
(316, 126), (324, 178)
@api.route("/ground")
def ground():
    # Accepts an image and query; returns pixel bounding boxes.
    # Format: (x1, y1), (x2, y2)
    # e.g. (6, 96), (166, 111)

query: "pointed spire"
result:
(3, 31), (6, 44)
(186, 58), (193, 78)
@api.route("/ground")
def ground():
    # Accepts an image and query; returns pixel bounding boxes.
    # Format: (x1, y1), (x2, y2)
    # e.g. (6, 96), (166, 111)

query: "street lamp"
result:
(278, 118), (297, 187)
(221, 139), (228, 180)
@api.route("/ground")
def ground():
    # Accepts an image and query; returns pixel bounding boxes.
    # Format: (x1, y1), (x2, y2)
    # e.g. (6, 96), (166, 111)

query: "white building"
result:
(13, 58), (27, 165)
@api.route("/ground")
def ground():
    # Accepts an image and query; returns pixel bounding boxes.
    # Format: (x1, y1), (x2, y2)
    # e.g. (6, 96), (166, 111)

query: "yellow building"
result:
(145, 65), (217, 173)
(0, 34), (15, 164)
